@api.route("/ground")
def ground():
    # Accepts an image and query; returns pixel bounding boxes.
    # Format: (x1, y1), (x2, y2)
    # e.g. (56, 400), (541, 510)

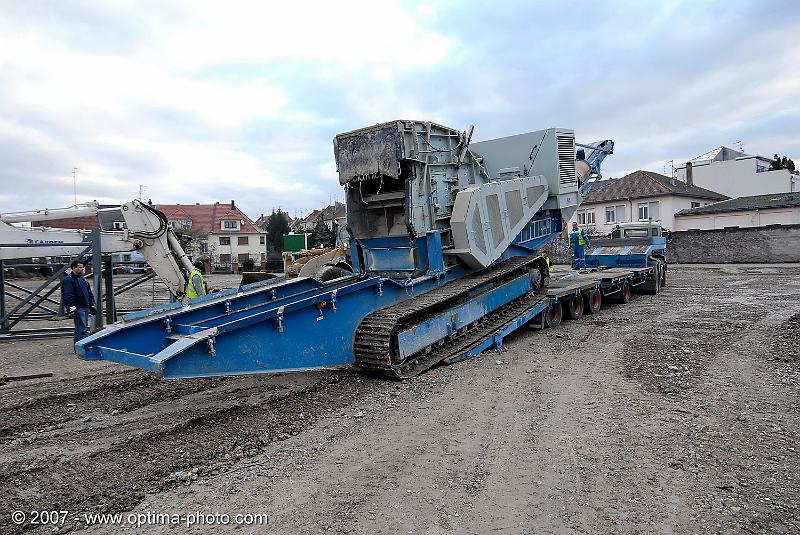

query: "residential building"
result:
(674, 192), (800, 231)
(298, 202), (346, 232)
(156, 200), (266, 272)
(297, 209), (322, 232)
(253, 210), (294, 232)
(568, 170), (728, 234)
(674, 146), (799, 198)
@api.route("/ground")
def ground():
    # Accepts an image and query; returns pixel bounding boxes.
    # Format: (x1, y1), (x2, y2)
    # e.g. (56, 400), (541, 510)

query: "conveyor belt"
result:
(353, 255), (549, 378)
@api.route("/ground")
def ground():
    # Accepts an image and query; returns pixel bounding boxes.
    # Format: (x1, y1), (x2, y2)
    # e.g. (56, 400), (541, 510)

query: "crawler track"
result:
(353, 256), (549, 378)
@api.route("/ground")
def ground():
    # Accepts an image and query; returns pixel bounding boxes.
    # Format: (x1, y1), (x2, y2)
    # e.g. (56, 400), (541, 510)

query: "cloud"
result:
(0, 0), (797, 221)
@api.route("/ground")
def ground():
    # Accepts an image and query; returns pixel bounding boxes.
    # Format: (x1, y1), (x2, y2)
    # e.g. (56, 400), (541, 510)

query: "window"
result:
(624, 228), (649, 238)
(168, 220), (191, 231)
(237, 236), (249, 246)
(223, 220), (239, 230)
(238, 253), (249, 263)
(691, 202), (701, 209)
(219, 237), (231, 246)
(649, 201), (660, 220)
(199, 242), (208, 253)
(605, 204), (626, 223)
(576, 209), (595, 225)
(259, 235), (265, 245)
(112, 221), (127, 230)
(639, 201), (660, 220)
(219, 253), (231, 262)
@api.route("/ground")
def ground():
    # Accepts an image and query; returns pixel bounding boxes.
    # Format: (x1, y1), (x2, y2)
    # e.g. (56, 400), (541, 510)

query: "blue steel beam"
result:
(77, 257), (473, 379)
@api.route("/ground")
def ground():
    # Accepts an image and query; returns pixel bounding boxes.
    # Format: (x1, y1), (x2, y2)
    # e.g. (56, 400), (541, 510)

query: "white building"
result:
(569, 170), (728, 235)
(156, 201), (267, 272)
(674, 147), (799, 198)
(674, 192), (800, 230)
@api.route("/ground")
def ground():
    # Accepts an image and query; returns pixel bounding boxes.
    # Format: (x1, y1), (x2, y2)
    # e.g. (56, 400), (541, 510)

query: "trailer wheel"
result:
(545, 301), (562, 328)
(563, 296), (584, 320)
(642, 267), (661, 295)
(619, 281), (632, 303)
(584, 289), (602, 314)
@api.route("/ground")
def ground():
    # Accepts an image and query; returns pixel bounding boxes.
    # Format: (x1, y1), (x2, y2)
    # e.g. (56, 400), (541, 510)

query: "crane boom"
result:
(0, 200), (192, 297)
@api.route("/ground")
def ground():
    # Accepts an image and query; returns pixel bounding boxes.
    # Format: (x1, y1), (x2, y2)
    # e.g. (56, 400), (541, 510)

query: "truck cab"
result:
(609, 221), (665, 240)
(583, 221), (667, 270)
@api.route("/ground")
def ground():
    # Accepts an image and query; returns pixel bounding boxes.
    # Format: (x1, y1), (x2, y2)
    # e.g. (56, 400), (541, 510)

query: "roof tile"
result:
(583, 170), (728, 203)
(154, 202), (262, 234)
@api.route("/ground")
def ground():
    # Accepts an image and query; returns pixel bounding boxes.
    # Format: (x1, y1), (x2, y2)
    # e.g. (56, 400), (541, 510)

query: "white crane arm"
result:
(0, 200), (194, 297)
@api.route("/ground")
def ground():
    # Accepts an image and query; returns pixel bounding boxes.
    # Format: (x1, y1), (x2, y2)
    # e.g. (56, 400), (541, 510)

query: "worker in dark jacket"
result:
(62, 259), (96, 347)
(541, 249), (555, 274)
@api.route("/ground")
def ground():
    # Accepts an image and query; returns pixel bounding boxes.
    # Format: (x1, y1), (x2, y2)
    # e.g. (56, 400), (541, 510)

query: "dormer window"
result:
(222, 220), (239, 230)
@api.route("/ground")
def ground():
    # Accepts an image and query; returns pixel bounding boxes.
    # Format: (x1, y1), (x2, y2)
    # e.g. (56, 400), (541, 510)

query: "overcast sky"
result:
(0, 0), (797, 220)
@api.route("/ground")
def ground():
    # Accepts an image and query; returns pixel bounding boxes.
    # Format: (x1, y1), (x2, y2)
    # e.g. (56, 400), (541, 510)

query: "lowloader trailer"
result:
(76, 120), (657, 380)
(540, 221), (667, 327)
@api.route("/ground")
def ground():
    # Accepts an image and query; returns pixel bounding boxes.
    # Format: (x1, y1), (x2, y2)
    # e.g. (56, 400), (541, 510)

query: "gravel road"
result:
(1, 264), (797, 534)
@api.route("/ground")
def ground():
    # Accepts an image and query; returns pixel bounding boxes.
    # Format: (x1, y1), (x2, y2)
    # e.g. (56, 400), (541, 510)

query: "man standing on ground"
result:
(185, 259), (208, 299)
(62, 259), (95, 348)
(569, 221), (591, 269)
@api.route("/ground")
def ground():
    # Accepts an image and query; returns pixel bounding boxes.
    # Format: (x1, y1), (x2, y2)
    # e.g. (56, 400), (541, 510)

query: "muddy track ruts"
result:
(0, 372), (229, 442)
(0, 372), (374, 534)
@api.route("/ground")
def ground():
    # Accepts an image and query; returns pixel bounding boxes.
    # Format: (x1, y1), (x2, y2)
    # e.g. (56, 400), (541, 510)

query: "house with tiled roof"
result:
(568, 170), (729, 234)
(297, 208), (323, 232)
(254, 210), (294, 232)
(674, 192), (800, 230)
(155, 200), (266, 272)
(297, 202), (346, 233)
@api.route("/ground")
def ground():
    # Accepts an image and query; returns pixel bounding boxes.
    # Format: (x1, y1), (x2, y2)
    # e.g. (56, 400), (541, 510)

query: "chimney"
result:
(231, 200), (235, 209)
(685, 161), (693, 187)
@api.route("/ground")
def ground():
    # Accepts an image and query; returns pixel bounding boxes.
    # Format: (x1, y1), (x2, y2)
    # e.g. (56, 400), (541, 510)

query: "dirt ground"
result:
(1, 264), (798, 534)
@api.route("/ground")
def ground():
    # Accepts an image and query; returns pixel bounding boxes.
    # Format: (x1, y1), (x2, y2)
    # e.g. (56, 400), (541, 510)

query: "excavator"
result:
(0, 200), (194, 297)
(74, 120), (616, 379)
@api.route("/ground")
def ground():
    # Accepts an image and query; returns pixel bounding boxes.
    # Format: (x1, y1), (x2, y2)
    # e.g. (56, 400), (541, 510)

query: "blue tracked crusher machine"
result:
(77, 120), (614, 379)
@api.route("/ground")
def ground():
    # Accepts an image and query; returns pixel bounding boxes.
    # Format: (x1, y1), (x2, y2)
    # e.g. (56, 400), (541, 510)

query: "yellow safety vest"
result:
(545, 256), (554, 273)
(577, 228), (588, 246)
(185, 268), (206, 298)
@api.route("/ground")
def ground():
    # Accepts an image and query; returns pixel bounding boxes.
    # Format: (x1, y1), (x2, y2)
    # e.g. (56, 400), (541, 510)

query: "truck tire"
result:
(618, 281), (632, 303)
(563, 296), (584, 320)
(545, 301), (562, 328)
(642, 267), (661, 295)
(584, 289), (602, 314)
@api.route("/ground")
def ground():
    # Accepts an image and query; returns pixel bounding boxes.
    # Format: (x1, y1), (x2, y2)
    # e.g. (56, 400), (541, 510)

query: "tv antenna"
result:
(72, 167), (78, 204)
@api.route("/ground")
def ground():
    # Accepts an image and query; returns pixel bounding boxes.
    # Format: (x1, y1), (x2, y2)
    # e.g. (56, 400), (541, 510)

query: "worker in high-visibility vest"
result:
(541, 249), (555, 274)
(569, 221), (591, 269)
(185, 259), (208, 299)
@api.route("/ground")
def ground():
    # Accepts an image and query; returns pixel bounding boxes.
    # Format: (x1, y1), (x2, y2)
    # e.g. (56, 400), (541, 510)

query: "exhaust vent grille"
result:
(557, 134), (576, 187)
